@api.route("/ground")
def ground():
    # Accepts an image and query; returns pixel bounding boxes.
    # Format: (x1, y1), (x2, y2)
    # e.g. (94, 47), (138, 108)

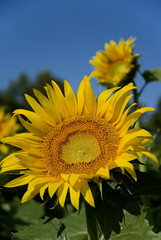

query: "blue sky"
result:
(1, 0), (161, 108)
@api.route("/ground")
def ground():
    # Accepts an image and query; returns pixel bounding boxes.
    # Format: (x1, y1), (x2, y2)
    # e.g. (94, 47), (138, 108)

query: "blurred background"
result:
(1, 0), (161, 109)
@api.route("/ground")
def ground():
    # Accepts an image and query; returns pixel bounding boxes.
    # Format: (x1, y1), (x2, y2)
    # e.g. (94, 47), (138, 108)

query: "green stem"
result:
(85, 201), (98, 240)
(138, 82), (146, 97)
(138, 70), (148, 97)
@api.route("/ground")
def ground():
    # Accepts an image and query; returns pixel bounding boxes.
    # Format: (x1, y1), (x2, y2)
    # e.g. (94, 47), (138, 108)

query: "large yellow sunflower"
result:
(0, 108), (20, 154)
(0, 75), (158, 210)
(90, 37), (139, 86)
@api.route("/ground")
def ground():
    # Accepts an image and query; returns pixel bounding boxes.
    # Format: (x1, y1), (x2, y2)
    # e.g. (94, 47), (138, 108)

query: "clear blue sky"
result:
(1, 0), (161, 108)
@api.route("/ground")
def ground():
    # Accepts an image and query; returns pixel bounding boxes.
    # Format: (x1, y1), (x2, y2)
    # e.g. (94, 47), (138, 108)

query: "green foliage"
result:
(142, 68), (161, 83)
(11, 217), (68, 240)
(0, 196), (44, 240)
(62, 205), (88, 240)
(85, 199), (124, 240)
(81, 181), (141, 240)
(12, 206), (87, 240)
(109, 210), (161, 240)
(125, 171), (161, 196)
(11, 205), (161, 240)
(11, 203), (99, 240)
(14, 199), (44, 228)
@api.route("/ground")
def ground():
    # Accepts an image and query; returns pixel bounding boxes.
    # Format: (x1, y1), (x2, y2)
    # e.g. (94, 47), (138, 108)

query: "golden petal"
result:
(80, 180), (95, 207)
(57, 182), (69, 207)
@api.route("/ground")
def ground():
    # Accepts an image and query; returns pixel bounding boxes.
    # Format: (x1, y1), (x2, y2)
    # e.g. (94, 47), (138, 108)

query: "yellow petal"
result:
(48, 181), (63, 198)
(64, 80), (77, 116)
(124, 167), (137, 181)
(21, 178), (50, 203)
(135, 146), (159, 166)
(51, 81), (70, 119)
(57, 182), (69, 207)
(1, 164), (26, 173)
(45, 83), (56, 104)
(69, 174), (80, 187)
(110, 160), (134, 170)
(80, 180), (95, 207)
(96, 87), (120, 115)
(61, 174), (69, 182)
(115, 103), (136, 130)
(69, 185), (80, 210)
(116, 151), (140, 162)
(2, 134), (41, 151)
(16, 153), (45, 169)
(112, 95), (133, 125)
(5, 175), (35, 188)
(96, 167), (110, 179)
(118, 129), (152, 153)
(84, 75), (96, 116)
(77, 77), (85, 115)
(33, 89), (60, 124)
(14, 109), (49, 133)
(14, 132), (42, 141)
(119, 107), (155, 137)
(105, 83), (135, 121)
(40, 183), (50, 200)
(1, 152), (19, 166)
(18, 115), (43, 136)
(25, 94), (55, 126)
(45, 83), (64, 120)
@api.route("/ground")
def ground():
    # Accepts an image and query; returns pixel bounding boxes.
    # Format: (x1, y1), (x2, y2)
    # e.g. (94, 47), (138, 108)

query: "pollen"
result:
(42, 116), (120, 176)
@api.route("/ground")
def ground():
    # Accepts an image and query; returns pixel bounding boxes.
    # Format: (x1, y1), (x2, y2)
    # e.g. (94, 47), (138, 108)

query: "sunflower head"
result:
(90, 37), (139, 86)
(0, 107), (20, 154)
(0, 75), (158, 210)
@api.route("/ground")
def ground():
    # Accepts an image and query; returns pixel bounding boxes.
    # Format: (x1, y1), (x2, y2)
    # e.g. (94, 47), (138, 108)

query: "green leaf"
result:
(11, 217), (68, 240)
(143, 68), (161, 83)
(125, 171), (161, 196)
(96, 200), (123, 239)
(14, 199), (45, 228)
(109, 210), (161, 240)
(62, 205), (88, 240)
(83, 182), (125, 240)
(85, 199), (124, 240)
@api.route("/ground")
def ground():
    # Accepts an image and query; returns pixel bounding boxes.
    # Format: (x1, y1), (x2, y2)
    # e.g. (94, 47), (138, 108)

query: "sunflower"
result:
(0, 108), (20, 154)
(0, 75), (158, 210)
(90, 37), (139, 86)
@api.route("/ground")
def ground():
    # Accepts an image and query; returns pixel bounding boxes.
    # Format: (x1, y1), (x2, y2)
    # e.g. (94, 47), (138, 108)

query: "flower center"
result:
(110, 61), (128, 78)
(42, 116), (119, 176)
(61, 132), (101, 164)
